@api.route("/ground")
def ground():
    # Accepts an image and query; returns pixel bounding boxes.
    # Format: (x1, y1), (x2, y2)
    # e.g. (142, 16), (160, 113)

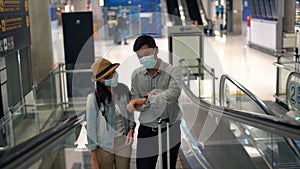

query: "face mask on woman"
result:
(104, 72), (118, 87)
(139, 55), (157, 69)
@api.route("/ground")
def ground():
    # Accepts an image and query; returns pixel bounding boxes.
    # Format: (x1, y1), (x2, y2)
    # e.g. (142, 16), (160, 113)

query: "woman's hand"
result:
(91, 150), (100, 169)
(125, 129), (134, 145)
(92, 159), (100, 169)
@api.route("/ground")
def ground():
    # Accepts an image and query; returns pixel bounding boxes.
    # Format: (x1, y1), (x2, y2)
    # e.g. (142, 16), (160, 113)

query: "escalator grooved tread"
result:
(263, 101), (288, 116)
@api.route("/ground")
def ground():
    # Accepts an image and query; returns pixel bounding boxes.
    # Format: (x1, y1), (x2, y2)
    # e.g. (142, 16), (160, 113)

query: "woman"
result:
(86, 58), (135, 169)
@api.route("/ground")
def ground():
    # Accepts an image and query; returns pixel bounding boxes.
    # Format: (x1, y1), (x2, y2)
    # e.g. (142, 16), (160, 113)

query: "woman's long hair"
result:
(95, 80), (130, 115)
(95, 81), (112, 115)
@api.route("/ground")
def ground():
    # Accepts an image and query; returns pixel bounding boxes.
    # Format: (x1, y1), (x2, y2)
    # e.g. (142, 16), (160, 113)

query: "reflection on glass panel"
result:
(222, 80), (266, 114)
(0, 113), (10, 149)
(199, 65), (214, 104)
(286, 72), (300, 111)
(168, 25), (218, 103)
(172, 36), (200, 67)
(27, 127), (84, 169)
(276, 56), (299, 106)
(278, 68), (290, 101)
(181, 88), (300, 169)
(0, 64), (88, 149)
(179, 58), (215, 104)
(227, 119), (300, 169)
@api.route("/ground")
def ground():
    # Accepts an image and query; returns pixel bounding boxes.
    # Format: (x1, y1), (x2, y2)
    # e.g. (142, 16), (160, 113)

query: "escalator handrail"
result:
(0, 111), (85, 169)
(196, 0), (209, 21)
(220, 74), (275, 116)
(183, 84), (300, 140)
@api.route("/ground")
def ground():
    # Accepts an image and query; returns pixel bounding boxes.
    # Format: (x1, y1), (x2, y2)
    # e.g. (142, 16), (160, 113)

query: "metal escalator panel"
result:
(231, 120), (300, 168)
(225, 118), (300, 169)
(181, 85), (300, 169)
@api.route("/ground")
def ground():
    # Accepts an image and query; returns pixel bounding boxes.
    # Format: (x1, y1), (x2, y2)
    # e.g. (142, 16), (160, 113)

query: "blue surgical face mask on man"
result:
(104, 72), (118, 87)
(139, 55), (157, 69)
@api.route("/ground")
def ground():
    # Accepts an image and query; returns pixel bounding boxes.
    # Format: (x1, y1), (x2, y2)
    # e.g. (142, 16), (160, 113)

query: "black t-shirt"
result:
(117, 16), (128, 30)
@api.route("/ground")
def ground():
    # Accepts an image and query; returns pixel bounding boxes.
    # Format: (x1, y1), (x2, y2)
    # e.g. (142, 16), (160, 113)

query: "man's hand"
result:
(147, 91), (157, 95)
(127, 98), (147, 112)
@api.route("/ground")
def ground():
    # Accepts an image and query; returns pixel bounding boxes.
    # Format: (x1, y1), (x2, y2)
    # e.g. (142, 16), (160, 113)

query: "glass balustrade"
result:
(0, 64), (90, 149)
(220, 77), (268, 114)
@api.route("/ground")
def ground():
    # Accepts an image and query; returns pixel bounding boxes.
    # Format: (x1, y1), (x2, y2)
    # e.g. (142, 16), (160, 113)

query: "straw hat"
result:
(91, 58), (120, 82)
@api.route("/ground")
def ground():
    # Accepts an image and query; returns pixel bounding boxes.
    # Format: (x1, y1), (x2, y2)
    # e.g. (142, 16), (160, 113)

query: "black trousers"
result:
(136, 120), (181, 169)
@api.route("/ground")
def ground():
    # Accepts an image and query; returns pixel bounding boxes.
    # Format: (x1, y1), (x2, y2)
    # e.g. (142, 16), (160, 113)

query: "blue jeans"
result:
(118, 29), (128, 43)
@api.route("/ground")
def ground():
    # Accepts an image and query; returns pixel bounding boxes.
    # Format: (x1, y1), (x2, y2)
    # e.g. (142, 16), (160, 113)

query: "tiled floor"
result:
(52, 23), (277, 101)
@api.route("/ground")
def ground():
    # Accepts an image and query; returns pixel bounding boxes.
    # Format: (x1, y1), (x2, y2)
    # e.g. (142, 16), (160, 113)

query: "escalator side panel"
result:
(200, 119), (257, 169)
(181, 97), (265, 169)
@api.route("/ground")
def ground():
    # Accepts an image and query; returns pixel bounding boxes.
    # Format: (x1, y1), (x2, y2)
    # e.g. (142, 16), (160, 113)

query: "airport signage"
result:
(0, 0), (30, 56)
(287, 81), (300, 111)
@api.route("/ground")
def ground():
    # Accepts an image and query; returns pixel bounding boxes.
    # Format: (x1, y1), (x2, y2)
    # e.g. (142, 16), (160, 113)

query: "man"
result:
(116, 13), (129, 45)
(127, 35), (182, 169)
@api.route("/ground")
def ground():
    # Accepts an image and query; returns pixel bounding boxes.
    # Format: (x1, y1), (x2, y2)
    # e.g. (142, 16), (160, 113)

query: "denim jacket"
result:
(86, 83), (135, 151)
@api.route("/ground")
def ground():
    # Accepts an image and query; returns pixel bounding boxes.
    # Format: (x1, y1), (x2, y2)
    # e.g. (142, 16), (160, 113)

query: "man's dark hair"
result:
(133, 35), (157, 52)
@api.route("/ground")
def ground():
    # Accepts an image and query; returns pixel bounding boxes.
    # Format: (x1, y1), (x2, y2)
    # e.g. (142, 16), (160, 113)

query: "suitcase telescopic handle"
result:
(158, 117), (170, 169)
(158, 118), (169, 124)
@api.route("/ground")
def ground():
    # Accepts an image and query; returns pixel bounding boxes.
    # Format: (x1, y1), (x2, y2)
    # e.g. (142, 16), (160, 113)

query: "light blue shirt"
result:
(85, 83), (135, 151)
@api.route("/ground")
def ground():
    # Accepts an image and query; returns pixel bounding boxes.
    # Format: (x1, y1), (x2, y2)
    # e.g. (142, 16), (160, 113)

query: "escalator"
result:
(219, 74), (300, 153)
(0, 78), (299, 168)
(183, 0), (213, 35)
(216, 74), (300, 168)
(0, 61), (298, 168)
(0, 111), (85, 169)
(165, 0), (213, 35)
(180, 81), (300, 168)
(195, 0), (213, 35)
